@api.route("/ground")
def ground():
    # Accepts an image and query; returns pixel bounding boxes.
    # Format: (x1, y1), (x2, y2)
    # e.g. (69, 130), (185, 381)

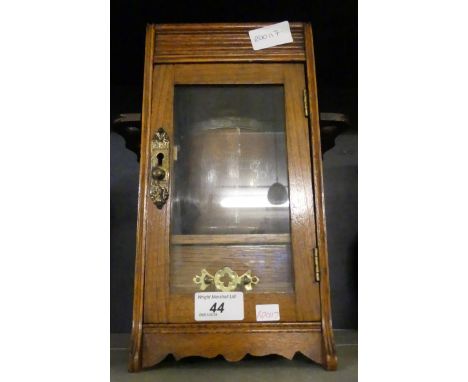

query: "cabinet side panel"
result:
(129, 24), (155, 373)
(304, 23), (337, 370)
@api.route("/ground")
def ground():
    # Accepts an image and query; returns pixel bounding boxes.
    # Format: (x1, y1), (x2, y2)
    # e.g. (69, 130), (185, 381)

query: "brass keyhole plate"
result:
(149, 127), (170, 209)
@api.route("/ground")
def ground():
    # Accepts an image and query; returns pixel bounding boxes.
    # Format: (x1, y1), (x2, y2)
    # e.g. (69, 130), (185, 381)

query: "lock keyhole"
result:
(152, 152), (166, 181)
(157, 153), (164, 166)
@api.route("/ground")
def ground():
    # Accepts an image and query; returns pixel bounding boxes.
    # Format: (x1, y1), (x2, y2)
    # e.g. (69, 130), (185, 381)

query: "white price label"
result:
(256, 304), (280, 321)
(194, 292), (244, 321)
(248, 21), (293, 51)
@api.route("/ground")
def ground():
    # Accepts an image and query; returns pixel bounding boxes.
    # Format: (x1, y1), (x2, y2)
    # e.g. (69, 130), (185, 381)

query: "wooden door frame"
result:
(129, 23), (337, 372)
(142, 62), (320, 324)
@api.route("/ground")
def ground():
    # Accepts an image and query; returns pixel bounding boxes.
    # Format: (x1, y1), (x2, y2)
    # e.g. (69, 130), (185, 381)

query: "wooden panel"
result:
(174, 63), (285, 84)
(168, 293), (296, 323)
(282, 64), (321, 321)
(170, 245), (294, 294)
(142, 64), (175, 324)
(141, 323), (322, 367)
(171, 234), (291, 245)
(154, 23), (306, 63)
(143, 322), (321, 332)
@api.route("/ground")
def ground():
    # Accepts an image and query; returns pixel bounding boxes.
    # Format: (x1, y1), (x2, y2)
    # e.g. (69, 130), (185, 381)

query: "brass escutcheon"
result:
(149, 127), (170, 209)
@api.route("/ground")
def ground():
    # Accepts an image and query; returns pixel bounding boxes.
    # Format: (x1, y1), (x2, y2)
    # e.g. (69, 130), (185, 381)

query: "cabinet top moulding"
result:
(152, 22), (306, 63)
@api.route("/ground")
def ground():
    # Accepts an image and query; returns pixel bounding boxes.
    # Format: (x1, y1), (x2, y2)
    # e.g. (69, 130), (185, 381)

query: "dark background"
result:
(111, 0), (357, 331)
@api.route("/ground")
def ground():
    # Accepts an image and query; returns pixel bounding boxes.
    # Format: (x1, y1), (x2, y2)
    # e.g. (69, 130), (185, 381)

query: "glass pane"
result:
(171, 85), (290, 235)
(170, 85), (293, 294)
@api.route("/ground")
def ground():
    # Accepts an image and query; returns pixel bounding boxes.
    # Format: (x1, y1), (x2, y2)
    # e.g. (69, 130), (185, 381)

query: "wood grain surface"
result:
(128, 24), (155, 373)
(154, 23), (305, 63)
(304, 23), (338, 371)
(170, 244), (294, 294)
(171, 234), (291, 245)
(142, 64), (175, 324)
(141, 323), (322, 368)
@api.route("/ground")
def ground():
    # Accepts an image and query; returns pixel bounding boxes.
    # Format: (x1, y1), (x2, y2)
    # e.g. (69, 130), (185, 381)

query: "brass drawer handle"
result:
(149, 127), (169, 209)
(193, 267), (259, 292)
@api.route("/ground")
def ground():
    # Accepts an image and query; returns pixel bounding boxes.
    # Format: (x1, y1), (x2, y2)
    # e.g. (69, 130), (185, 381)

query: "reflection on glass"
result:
(171, 85), (291, 235)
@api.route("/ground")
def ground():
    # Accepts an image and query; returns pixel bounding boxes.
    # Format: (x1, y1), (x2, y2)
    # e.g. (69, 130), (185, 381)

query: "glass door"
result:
(171, 84), (293, 295)
(143, 63), (321, 323)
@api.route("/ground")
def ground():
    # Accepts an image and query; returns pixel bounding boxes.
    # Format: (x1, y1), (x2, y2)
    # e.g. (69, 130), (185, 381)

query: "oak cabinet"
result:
(129, 23), (337, 371)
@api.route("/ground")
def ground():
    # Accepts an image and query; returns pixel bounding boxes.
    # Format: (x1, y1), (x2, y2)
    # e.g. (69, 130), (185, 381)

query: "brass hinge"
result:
(303, 88), (309, 117)
(313, 248), (320, 282)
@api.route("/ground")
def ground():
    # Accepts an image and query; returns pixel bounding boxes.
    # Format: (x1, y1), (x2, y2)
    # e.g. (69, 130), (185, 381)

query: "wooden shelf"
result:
(171, 234), (291, 245)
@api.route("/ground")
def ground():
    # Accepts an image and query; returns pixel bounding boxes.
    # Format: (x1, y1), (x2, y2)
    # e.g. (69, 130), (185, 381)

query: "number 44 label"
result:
(194, 292), (244, 321)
